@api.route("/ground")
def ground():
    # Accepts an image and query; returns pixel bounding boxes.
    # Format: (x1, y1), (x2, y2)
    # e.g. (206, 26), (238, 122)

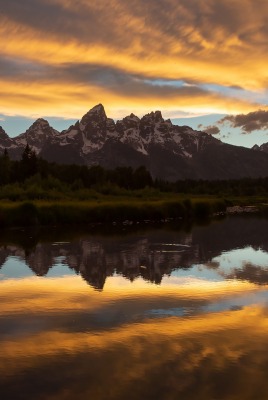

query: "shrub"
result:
(11, 202), (39, 226)
(193, 201), (211, 219)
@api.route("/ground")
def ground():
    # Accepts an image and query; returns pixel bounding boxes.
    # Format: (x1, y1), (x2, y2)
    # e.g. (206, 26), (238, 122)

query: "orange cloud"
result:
(0, 0), (268, 118)
(0, 76), (263, 120)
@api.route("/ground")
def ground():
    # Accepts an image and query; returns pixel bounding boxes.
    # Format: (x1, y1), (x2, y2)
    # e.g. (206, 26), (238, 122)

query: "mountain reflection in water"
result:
(1, 216), (268, 290)
(0, 216), (268, 400)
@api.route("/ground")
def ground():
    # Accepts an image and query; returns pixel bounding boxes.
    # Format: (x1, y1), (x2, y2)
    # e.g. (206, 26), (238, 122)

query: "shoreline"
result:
(0, 197), (266, 228)
(0, 198), (226, 228)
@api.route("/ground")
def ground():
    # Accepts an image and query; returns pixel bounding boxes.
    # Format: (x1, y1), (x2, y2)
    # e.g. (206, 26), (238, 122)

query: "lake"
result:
(1, 216), (268, 400)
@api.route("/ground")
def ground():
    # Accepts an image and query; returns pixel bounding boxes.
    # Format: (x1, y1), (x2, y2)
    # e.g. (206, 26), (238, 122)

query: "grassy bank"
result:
(0, 196), (229, 227)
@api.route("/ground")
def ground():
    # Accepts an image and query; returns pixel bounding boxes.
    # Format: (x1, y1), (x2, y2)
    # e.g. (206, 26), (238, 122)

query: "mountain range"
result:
(1, 104), (268, 181)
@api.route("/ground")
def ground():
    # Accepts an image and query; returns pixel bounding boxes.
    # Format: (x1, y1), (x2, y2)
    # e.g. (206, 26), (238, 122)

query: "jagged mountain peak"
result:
(0, 126), (14, 149)
(252, 142), (268, 153)
(252, 142), (268, 154)
(34, 117), (48, 124)
(141, 110), (164, 124)
(252, 144), (260, 151)
(260, 142), (268, 153)
(130, 112), (139, 119)
(91, 103), (105, 113)
(116, 113), (140, 131)
(18, 117), (59, 138)
(28, 118), (51, 131)
(124, 113), (140, 123)
(80, 104), (107, 126)
(12, 117), (59, 156)
(0, 126), (8, 139)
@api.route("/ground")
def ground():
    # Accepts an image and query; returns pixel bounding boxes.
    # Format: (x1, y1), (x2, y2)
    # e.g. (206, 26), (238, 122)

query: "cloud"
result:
(0, 56), (262, 119)
(0, 0), (268, 118)
(202, 125), (220, 135)
(1, 0), (268, 84)
(0, 56), (45, 79)
(219, 110), (268, 133)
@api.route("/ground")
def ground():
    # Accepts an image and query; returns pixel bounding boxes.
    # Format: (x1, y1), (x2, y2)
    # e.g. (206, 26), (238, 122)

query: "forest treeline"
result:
(0, 146), (268, 200)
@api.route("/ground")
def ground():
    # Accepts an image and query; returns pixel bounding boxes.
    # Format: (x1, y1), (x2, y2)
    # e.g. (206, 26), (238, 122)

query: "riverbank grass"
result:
(0, 196), (228, 227)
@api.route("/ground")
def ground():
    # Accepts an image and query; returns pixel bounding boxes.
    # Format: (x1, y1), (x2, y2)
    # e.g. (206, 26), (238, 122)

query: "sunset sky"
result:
(0, 0), (268, 147)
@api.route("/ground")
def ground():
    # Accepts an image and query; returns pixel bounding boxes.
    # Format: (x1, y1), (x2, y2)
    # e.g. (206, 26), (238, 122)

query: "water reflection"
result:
(0, 216), (267, 290)
(0, 216), (268, 399)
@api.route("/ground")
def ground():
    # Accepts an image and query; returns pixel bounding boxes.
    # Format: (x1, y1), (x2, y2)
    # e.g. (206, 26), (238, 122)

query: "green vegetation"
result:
(0, 197), (227, 228)
(0, 146), (267, 227)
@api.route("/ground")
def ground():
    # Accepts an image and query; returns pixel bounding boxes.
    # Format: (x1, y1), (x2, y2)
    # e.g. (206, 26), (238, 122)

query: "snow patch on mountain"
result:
(13, 118), (60, 154)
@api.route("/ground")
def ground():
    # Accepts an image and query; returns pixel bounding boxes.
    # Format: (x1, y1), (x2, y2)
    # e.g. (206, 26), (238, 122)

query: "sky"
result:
(0, 0), (268, 147)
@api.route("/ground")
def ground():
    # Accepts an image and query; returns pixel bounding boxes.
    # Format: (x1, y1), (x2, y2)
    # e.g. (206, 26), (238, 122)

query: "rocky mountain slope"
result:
(252, 142), (268, 154)
(1, 104), (268, 180)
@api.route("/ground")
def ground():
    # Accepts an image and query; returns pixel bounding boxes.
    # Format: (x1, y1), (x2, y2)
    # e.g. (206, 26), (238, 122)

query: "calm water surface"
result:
(1, 216), (268, 400)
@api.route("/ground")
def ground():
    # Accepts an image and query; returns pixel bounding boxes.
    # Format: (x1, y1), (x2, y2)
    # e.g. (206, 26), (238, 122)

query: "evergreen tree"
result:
(133, 166), (153, 189)
(0, 148), (10, 185)
(21, 143), (38, 179)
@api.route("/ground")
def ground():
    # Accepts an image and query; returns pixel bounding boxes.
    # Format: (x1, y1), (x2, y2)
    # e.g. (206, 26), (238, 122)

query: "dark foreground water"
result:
(1, 216), (268, 400)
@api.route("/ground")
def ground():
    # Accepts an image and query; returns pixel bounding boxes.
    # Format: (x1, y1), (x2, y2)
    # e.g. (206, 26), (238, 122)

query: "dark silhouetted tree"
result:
(21, 143), (38, 179)
(133, 166), (153, 189)
(0, 148), (11, 185)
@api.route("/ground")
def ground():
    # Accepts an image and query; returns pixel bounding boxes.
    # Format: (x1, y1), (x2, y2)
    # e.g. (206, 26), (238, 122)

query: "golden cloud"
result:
(0, 76), (262, 120)
(0, 0), (268, 118)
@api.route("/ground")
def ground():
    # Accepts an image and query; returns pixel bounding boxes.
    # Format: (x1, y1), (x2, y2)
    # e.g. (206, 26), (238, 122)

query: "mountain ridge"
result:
(0, 104), (268, 180)
(252, 142), (268, 154)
